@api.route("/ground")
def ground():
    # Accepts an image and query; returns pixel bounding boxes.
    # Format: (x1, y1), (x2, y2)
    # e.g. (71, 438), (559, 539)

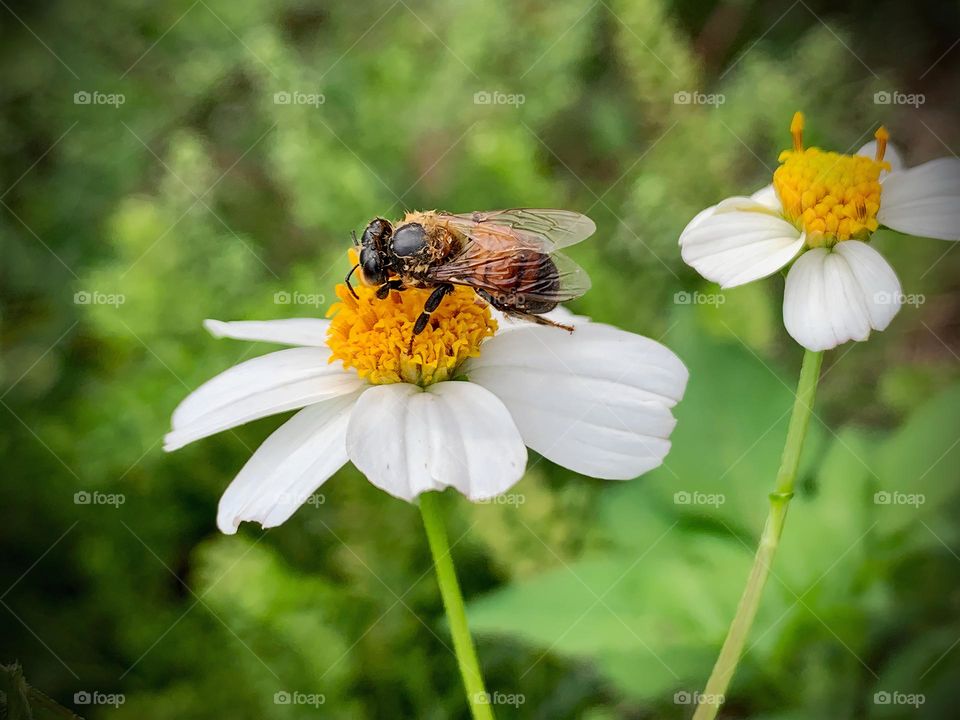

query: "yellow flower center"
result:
(325, 252), (497, 386)
(773, 112), (891, 247)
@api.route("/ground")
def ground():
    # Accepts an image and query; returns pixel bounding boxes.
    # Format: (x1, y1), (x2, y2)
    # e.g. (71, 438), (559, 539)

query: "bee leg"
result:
(476, 290), (574, 332)
(408, 283), (453, 352)
(376, 279), (405, 300)
(515, 312), (574, 333)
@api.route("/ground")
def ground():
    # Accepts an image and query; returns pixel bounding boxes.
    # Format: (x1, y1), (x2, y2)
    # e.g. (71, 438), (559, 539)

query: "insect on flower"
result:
(163, 211), (688, 533)
(347, 209), (594, 349)
(679, 112), (960, 351)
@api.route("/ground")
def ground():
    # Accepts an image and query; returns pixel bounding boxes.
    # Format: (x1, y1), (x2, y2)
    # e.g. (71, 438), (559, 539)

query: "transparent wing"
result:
(428, 248), (591, 304)
(445, 208), (596, 253)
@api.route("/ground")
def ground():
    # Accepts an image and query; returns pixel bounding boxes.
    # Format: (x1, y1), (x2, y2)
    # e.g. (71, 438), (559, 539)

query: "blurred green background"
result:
(2, 0), (959, 718)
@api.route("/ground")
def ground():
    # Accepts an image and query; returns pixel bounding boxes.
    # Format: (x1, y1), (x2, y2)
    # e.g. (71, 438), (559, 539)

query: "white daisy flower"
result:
(679, 112), (960, 351)
(164, 267), (688, 533)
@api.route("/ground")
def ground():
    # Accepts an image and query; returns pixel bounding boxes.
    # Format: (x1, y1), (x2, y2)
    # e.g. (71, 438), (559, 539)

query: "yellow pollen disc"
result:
(773, 117), (891, 247)
(325, 253), (497, 386)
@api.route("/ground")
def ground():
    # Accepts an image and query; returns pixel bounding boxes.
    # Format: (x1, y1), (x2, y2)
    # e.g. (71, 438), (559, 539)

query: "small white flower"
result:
(165, 276), (688, 534)
(679, 112), (960, 351)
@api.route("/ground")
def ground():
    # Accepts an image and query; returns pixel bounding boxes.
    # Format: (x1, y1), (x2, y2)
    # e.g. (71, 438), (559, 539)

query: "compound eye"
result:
(362, 218), (393, 250)
(391, 223), (427, 257)
(359, 249), (385, 286)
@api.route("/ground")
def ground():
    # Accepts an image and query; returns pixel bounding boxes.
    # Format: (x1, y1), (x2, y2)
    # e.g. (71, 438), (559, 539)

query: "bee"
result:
(345, 209), (595, 345)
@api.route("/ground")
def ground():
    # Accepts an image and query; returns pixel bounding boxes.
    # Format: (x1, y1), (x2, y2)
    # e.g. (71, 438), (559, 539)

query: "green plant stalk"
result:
(419, 491), (495, 720)
(693, 349), (824, 720)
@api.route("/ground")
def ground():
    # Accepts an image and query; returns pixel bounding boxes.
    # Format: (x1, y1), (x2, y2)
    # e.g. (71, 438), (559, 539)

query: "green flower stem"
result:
(693, 348), (824, 720)
(418, 491), (495, 720)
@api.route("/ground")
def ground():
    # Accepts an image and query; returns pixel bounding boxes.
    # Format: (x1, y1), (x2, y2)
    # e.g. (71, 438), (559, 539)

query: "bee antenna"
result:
(344, 263), (360, 299)
(351, 230), (359, 247)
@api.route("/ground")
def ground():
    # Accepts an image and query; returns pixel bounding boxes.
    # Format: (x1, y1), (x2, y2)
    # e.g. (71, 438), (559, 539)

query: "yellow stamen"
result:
(874, 125), (889, 162)
(325, 252), (497, 386)
(790, 111), (805, 152)
(773, 114), (890, 247)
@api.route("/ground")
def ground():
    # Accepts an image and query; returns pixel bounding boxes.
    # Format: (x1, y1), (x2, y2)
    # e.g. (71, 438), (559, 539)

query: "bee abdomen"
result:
(491, 249), (558, 314)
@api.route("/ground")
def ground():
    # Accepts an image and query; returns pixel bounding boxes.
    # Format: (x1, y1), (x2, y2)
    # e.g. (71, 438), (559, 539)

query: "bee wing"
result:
(445, 208), (596, 252)
(428, 249), (591, 304)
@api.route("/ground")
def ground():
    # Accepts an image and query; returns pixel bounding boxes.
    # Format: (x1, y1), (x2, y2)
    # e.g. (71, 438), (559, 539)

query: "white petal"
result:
(217, 393), (358, 534)
(204, 318), (331, 346)
(878, 158), (960, 240)
(679, 199), (803, 288)
(465, 323), (688, 480)
(856, 141), (904, 173)
(165, 347), (364, 451)
(783, 242), (901, 352)
(680, 204), (718, 238)
(750, 184), (783, 210)
(345, 382), (527, 502)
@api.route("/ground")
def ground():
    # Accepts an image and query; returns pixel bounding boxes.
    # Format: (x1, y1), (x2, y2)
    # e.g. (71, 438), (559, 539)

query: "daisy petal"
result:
(165, 347), (364, 451)
(345, 382), (527, 502)
(679, 198), (804, 288)
(217, 393), (358, 534)
(750, 184), (783, 210)
(783, 241), (901, 351)
(204, 318), (331, 346)
(878, 158), (960, 240)
(465, 323), (688, 480)
(857, 141), (904, 173)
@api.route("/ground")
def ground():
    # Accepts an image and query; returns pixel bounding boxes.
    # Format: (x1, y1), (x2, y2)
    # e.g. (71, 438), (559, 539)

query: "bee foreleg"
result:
(408, 283), (453, 352)
(376, 279), (405, 300)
